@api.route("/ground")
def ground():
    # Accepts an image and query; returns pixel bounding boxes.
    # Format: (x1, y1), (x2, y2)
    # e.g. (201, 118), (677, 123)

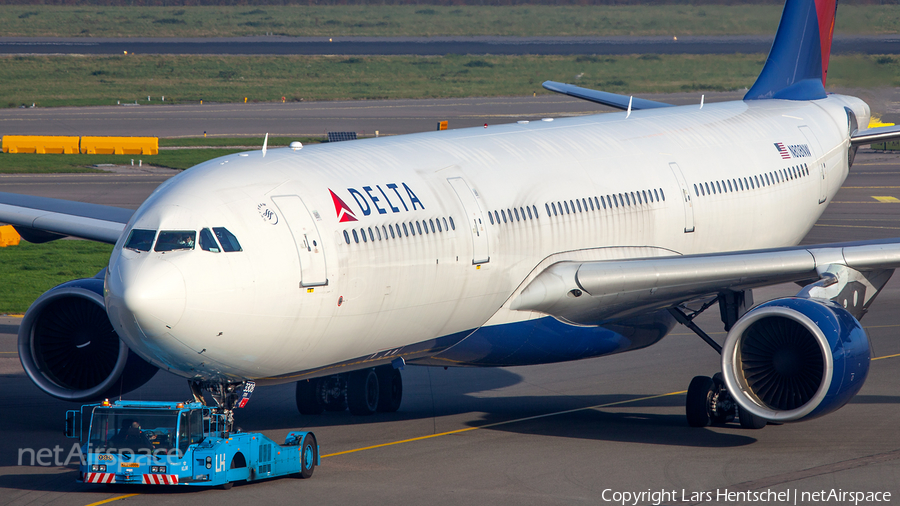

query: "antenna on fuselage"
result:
(262, 133), (269, 157)
(700, 94), (705, 109)
(626, 96), (633, 119)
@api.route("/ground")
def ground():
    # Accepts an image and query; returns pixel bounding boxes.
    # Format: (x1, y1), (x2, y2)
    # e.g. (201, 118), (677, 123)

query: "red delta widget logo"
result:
(329, 183), (424, 222)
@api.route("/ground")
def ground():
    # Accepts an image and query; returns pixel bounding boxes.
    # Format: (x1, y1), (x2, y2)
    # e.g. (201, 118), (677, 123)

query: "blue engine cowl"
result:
(721, 297), (870, 423)
(18, 276), (158, 402)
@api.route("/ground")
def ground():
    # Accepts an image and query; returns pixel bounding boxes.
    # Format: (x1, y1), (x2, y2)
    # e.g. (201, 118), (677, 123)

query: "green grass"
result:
(0, 149), (243, 173)
(2, 53), (899, 110)
(0, 240), (114, 314)
(0, 5), (897, 38)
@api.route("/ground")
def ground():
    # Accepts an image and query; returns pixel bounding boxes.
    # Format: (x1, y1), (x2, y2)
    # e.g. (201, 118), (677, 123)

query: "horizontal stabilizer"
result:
(850, 124), (900, 145)
(0, 192), (132, 244)
(542, 81), (674, 111)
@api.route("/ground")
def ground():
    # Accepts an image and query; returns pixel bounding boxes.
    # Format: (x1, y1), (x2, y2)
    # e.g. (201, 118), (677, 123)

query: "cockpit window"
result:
(154, 231), (196, 252)
(199, 228), (220, 252)
(124, 229), (156, 252)
(213, 227), (242, 252)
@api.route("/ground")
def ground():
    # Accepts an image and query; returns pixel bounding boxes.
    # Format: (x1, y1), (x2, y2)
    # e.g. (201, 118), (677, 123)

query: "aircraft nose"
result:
(106, 252), (186, 337)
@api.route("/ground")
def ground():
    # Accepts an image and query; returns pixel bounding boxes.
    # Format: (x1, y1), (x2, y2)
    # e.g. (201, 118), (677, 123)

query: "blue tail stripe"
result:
(745, 0), (828, 101)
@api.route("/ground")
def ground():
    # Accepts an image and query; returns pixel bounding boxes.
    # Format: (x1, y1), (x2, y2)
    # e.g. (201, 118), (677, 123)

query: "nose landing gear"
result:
(189, 379), (254, 433)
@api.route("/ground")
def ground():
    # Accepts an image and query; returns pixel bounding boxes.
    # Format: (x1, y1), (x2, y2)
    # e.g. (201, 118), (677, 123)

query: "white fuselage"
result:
(103, 94), (869, 384)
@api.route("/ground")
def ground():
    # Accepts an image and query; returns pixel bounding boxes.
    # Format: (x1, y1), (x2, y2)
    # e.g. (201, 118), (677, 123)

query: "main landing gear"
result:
(685, 373), (766, 429)
(669, 290), (767, 430)
(296, 364), (403, 416)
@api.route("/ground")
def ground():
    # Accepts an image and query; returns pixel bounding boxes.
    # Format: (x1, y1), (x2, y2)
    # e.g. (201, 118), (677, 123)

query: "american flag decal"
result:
(774, 142), (791, 159)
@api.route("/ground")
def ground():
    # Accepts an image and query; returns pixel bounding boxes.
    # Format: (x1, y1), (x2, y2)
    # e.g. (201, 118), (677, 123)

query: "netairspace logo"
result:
(601, 488), (892, 506)
(18, 444), (186, 467)
(18, 444), (84, 467)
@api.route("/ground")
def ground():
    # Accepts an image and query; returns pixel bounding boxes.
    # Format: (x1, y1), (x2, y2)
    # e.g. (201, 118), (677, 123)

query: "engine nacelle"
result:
(721, 297), (870, 423)
(18, 277), (158, 402)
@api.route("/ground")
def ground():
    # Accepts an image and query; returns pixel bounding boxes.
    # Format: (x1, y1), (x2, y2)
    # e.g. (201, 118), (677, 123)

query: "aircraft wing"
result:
(509, 239), (900, 324)
(542, 81), (675, 111)
(0, 192), (133, 244)
(851, 124), (900, 145)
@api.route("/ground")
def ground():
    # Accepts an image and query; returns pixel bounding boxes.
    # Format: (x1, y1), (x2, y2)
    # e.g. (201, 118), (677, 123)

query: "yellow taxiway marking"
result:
(829, 201), (900, 205)
(321, 390), (685, 458)
(873, 353), (900, 361)
(872, 196), (900, 203)
(84, 494), (139, 506)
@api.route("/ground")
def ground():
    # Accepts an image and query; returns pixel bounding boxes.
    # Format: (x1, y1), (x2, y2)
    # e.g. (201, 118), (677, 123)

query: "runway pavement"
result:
(5, 91), (900, 140)
(1, 105), (900, 505)
(1, 35), (898, 56)
(0, 92), (742, 139)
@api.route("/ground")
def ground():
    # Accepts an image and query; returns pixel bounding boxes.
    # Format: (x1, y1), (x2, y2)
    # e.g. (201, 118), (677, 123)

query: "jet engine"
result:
(721, 297), (870, 423)
(18, 277), (158, 402)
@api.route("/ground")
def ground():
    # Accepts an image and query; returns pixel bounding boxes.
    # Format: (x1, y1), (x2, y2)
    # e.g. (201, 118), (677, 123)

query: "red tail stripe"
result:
(814, 0), (838, 84)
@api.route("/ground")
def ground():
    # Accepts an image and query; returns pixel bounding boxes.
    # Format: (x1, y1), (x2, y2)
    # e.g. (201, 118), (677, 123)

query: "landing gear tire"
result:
(375, 365), (402, 413)
(709, 373), (736, 425)
(686, 376), (714, 427)
(298, 434), (317, 479)
(296, 379), (324, 415)
(738, 406), (768, 429)
(347, 368), (379, 416)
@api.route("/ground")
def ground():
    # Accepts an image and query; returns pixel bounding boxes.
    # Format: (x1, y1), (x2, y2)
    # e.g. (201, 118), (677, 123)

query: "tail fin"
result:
(744, 0), (838, 101)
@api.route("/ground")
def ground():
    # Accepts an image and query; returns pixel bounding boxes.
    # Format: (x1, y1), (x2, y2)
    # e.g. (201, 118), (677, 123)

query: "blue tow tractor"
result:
(65, 382), (319, 488)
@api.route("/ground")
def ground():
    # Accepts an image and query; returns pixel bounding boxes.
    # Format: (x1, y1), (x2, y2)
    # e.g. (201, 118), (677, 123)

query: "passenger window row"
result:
(488, 205), (539, 225)
(487, 188), (667, 227)
(542, 188), (666, 219)
(343, 217), (456, 244)
(693, 163), (809, 197)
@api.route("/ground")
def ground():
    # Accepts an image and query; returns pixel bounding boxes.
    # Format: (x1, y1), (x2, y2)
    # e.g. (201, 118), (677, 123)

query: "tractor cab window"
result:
(88, 408), (178, 454)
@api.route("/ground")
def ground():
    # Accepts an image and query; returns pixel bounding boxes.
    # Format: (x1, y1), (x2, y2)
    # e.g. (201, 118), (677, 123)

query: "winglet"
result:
(744, 0), (837, 101)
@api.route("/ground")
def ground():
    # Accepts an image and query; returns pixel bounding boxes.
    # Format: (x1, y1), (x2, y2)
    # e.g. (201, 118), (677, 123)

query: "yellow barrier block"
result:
(2, 135), (80, 154)
(80, 136), (158, 155)
(0, 225), (21, 247)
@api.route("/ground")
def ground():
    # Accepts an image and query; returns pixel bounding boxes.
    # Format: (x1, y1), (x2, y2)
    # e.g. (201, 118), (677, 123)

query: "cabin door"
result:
(271, 195), (329, 286)
(447, 177), (490, 264)
(668, 162), (695, 233)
